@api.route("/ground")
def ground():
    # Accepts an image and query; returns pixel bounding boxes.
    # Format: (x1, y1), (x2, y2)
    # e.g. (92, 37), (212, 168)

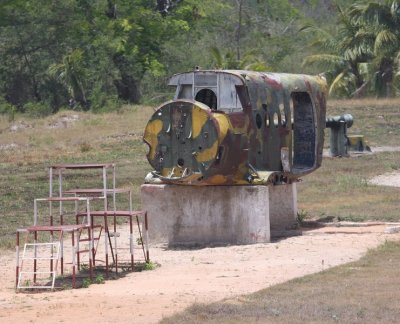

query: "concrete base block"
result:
(141, 184), (270, 245)
(141, 183), (298, 245)
(269, 183), (298, 232)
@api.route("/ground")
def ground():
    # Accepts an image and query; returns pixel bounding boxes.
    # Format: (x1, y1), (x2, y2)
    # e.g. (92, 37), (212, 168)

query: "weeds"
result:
(296, 209), (308, 224)
(143, 261), (157, 271)
(95, 274), (105, 284)
(82, 278), (91, 288)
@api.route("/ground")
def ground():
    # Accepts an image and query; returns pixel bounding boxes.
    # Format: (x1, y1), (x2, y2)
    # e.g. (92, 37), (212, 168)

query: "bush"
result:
(0, 97), (17, 121)
(89, 84), (121, 113)
(24, 101), (52, 118)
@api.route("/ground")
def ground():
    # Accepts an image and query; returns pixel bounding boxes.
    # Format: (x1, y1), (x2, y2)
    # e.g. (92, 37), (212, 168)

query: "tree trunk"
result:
(379, 58), (393, 98)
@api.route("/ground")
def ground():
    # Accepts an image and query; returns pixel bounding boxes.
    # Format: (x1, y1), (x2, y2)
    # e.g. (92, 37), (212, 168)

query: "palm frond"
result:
(374, 29), (398, 53)
(302, 54), (344, 69)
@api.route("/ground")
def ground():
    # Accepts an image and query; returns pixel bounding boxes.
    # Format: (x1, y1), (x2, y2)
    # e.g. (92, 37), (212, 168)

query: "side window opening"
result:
(195, 89), (217, 110)
(291, 92), (316, 171)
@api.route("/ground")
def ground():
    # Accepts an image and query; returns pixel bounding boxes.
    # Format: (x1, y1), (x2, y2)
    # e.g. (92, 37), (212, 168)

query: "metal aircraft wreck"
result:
(143, 70), (328, 185)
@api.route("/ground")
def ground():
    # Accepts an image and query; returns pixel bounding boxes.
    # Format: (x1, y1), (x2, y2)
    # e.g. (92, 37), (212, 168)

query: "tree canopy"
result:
(0, 0), (399, 116)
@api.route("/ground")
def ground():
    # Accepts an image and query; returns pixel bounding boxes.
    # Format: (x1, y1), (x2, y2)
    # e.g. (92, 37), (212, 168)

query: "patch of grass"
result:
(296, 209), (308, 224)
(95, 274), (105, 284)
(81, 278), (91, 288)
(161, 240), (400, 324)
(134, 261), (159, 272)
(298, 152), (400, 222)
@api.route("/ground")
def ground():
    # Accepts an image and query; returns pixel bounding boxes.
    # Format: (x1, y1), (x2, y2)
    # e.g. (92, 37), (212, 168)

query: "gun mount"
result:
(326, 114), (371, 156)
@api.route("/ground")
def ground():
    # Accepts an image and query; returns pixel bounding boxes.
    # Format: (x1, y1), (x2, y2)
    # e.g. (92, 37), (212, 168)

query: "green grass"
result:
(161, 240), (400, 323)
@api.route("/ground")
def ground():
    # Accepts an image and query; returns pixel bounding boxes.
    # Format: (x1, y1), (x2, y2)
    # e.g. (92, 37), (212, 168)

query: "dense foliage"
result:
(0, 0), (398, 115)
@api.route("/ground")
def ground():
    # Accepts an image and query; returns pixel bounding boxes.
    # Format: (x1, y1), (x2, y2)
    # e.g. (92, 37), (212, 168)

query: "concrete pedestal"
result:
(269, 182), (298, 233)
(141, 183), (297, 246)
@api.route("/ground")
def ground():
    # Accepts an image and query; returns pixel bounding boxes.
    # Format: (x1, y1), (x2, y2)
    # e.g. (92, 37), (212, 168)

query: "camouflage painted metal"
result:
(143, 70), (328, 185)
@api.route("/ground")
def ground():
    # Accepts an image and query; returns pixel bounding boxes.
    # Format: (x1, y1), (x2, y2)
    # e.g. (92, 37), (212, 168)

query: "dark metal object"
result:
(326, 114), (354, 157)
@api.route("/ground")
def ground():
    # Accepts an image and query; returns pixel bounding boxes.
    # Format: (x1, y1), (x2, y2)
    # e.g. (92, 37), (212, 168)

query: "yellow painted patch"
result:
(207, 174), (228, 185)
(192, 105), (209, 139)
(196, 141), (218, 163)
(213, 113), (230, 142)
(143, 119), (163, 160)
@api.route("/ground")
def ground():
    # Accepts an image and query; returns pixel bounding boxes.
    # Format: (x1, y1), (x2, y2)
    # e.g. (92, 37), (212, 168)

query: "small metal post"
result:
(50, 213), (53, 273)
(72, 230), (76, 288)
(104, 214), (109, 277)
(49, 168), (54, 273)
(34, 231), (38, 283)
(15, 231), (20, 289)
(87, 199), (93, 280)
(60, 232), (64, 275)
(145, 212), (150, 262)
(103, 167), (107, 211)
(129, 215), (134, 270)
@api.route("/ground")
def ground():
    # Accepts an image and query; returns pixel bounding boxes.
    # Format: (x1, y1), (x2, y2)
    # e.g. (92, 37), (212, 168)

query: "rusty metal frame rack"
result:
(69, 188), (150, 276)
(75, 210), (149, 275)
(16, 197), (93, 290)
(49, 163), (116, 213)
(49, 163), (149, 277)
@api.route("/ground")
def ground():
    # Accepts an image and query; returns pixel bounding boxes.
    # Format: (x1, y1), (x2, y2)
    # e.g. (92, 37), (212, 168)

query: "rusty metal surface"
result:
(143, 70), (328, 185)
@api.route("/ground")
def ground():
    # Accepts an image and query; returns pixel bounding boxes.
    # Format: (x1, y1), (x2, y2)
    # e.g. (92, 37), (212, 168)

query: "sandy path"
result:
(0, 225), (399, 323)
(369, 170), (400, 187)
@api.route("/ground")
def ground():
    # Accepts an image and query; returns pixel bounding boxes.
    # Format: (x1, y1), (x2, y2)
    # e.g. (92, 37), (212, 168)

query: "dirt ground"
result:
(1, 225), (399, 324)
(369, 170), (400, 187)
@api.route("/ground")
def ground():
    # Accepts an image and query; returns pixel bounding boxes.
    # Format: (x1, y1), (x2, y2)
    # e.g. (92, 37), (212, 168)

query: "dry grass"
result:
(161, 240), (400, 323)
(298, 152), (400, 222)
(0, 105), (154, 163)
(328, 98), (400, 147)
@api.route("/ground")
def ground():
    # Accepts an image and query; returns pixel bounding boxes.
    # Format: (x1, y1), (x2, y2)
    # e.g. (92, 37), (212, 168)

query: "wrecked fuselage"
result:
(143, 70), (327, 185)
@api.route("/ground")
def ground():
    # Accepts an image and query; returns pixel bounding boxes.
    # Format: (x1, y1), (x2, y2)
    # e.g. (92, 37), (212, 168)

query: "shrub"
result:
(24, 101), (52, 118)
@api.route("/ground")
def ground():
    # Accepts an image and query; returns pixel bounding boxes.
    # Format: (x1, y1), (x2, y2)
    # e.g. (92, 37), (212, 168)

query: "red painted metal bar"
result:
(130, 215), (134, 270)
(88, 227), (93, 281)
(50, 163), (115, 170)
(72, 231), (76, 288)
(145, 211), (150, 262)
(15, 231), (19, 289)
(33, 231), (37, 283)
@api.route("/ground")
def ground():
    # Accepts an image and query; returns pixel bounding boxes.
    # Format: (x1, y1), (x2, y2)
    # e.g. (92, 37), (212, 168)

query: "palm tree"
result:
(301, 5), (374, 97)
(348, 0), (400, 97)
(210, 46), (271, 71)
(49, 49), (88, 108)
